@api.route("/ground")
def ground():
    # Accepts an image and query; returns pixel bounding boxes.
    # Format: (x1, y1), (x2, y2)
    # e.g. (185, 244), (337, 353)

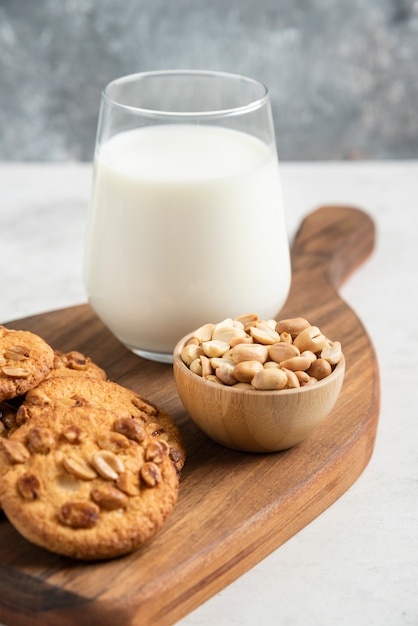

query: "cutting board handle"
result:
(290, 205), (376, 291)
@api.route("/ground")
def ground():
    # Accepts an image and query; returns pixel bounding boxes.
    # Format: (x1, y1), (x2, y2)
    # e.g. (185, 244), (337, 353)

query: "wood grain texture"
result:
(0, 205), (380, 626)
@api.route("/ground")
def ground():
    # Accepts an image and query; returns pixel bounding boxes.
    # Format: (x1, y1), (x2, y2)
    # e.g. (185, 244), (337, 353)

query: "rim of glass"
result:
(102, 70), (270, 118)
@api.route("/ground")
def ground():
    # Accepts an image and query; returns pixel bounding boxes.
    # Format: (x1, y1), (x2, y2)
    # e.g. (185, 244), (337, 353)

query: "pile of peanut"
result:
(180, 314), (342, 391)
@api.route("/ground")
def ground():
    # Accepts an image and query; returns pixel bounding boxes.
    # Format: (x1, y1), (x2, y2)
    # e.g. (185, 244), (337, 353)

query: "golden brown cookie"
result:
(0, 326), (54, 402)
(48, 350), (107, 381)
(0, 400), (179, 560)
(17, 376), (185, 473)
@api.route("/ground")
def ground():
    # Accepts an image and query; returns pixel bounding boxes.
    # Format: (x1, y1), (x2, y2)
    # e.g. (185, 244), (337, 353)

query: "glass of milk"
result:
(84, 70), (291, 363)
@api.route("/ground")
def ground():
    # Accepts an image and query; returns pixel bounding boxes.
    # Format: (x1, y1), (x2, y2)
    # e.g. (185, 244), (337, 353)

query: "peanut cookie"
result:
(0, 326), (54, 401)
(48, 350), (107, 381)
(17, 376), (185, 473)
(0, 401), (179, 560)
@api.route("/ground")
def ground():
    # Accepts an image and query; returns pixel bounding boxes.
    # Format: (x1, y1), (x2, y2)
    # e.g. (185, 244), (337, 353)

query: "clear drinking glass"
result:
(84, 70), (291, 363)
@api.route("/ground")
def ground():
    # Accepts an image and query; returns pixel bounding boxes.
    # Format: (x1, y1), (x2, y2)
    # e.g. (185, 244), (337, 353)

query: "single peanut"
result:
(4, 346), (29, 361)
(1, 440), (30, 464)
(189, 358), (202, 376)
(213, 318), (234, 331)
(96, 432), (132, 453)
(295, 370), (310, 385)
(282, 368), (300, 389)
(233, 360), (264, 383)
(91, 484), (129, 510)
(275, 317), (310, 337)
(27, 426), (54, 454)
(193, 323), (214, 342)
(200, 355), (213, 377)
(63, 455), (97, 481)
(307, 358), (332, 380)
(205, 374), (224, 385)
(212, 326), (248, 344)
(215, 361), (237, 386)
(268, 342), (300, 363)
(201, 340), (230, 358)
(229, 335), (254, 347)
(113, 417), (145, 443)
(145, 440), (169, 463)
(16, 405), (30, 426)
(251, 368), (288, 390)
(293, 326), (327, 353)
(140, 462), (162, 487)
(301, 350), (317, 365)
(234, 313), (259, 330)
(116, 471), (140, 496)
(62, 425), (88, 445)
(131, 395), (157, 416)
(279, 355), (313, 372)
(249, 324), (281, 345)
(2, 366), (29, 378)
(17, 473), (42, 500)
(302, 376), (318, 386)
(210, 357), (231, 369)
(181, 343), (204, 366)
(91, 450), (124, 480)
(321, 340), (342, 365)
(225, 344), (268, 365)
(233, 382), (254, 390)
(59, 501), (100, 529)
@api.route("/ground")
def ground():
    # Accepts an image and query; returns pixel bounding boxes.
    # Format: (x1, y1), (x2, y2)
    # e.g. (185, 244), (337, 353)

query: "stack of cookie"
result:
(0, 325), (185, 560)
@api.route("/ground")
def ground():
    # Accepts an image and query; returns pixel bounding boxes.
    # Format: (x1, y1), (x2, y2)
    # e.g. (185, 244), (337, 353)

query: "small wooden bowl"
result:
(173, 335), (345, 453)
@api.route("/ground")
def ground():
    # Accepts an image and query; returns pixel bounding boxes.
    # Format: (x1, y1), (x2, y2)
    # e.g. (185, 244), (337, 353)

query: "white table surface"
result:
(0, 161), (417, 626)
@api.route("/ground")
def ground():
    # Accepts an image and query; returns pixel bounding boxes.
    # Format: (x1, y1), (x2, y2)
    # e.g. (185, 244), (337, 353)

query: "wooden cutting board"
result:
(0, 205), (380, 626)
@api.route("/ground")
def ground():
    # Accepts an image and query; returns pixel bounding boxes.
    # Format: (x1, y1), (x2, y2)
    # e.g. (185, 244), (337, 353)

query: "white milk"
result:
(84, 124), (291, 358)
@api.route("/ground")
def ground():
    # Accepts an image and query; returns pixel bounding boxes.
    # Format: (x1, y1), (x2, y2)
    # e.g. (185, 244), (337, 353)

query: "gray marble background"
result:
(0, 0), (417, 161)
